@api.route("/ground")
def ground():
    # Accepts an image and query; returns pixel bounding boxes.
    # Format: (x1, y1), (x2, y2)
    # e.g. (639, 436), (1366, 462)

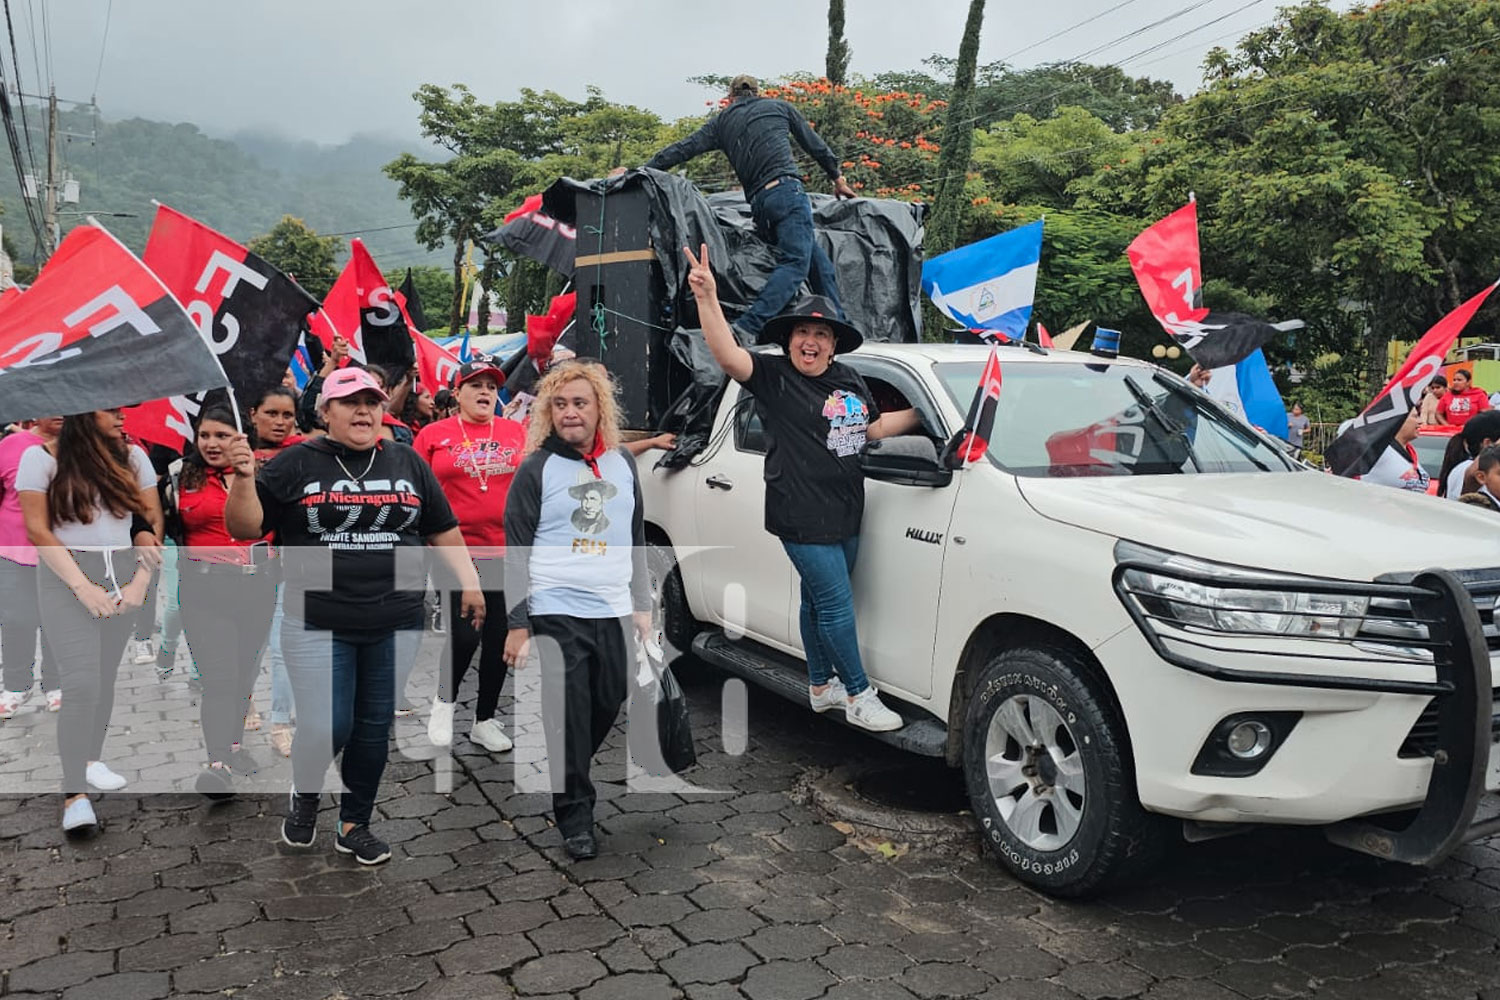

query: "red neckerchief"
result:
(581, 430), (607, 478)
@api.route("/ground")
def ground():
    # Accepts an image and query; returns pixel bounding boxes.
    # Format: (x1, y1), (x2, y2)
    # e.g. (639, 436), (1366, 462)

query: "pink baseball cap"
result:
(318, 367), (390, 407)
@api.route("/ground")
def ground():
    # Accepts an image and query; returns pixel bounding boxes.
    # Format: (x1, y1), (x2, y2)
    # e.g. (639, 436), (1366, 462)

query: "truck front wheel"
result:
(962, 646), (1165, 897)
(647, 542), (701, 659)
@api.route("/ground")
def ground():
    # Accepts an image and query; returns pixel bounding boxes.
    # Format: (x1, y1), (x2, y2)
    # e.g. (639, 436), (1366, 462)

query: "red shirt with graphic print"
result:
(413, 415), (525, 555)
(1438, 386), (1491, 428)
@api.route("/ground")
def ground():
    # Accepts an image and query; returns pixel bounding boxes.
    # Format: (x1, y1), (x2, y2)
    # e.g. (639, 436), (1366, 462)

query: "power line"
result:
(999, 0), (1144, 63)
(1066, 0), (1227, 64)
(3, 2), (36, 180)
(1113, 0), (1269, 67)
(91, 0), (111, 102)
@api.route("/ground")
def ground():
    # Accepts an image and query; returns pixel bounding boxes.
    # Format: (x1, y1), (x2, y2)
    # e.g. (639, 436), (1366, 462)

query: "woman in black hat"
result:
(682, 243), (920, 732)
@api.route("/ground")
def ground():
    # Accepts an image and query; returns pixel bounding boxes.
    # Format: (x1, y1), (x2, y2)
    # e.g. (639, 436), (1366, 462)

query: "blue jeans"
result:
(267, 588), (294, 725)
(278, 617), (395, 827)
(781, 537), (869, 696)
(737, 178), (845, 340)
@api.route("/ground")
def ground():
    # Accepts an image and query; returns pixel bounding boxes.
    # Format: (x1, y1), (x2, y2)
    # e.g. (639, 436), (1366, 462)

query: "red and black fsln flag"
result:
(126, 204), (320, 449)
(957, 343), (1004, 463)
(0, 224), (227, 425)
(484, 193), (578, 277)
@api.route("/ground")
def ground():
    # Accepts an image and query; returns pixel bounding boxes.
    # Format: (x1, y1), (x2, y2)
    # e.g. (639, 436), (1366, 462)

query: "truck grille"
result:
(1395, 570), (1500, 758)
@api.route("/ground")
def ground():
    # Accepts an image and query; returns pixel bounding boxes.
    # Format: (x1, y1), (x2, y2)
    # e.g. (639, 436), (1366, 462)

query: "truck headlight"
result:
(1116, 544), (1369, 640)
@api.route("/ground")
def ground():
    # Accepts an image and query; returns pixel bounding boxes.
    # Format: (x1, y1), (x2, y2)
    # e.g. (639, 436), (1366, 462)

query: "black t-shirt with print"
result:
(741, 352), (879, 544)
(256, 437), (458, 632)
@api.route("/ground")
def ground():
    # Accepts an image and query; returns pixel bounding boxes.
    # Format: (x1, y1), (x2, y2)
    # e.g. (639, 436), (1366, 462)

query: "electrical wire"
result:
(2, 1), (35, 181)
(999, 0), (1144, 64)
(91, 0), (111, 102)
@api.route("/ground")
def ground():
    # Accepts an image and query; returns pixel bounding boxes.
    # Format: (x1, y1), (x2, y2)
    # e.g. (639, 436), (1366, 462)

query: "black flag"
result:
(400, 268), (429, 332)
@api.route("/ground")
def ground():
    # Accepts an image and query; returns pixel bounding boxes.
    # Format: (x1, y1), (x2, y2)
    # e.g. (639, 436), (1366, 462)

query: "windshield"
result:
(1412, 433), (1453, 479)
(934, 360), (1297, 477)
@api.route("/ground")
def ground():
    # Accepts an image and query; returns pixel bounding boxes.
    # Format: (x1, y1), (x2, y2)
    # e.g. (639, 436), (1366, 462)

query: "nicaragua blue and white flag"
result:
(922, 220), (1043, 340)
(1203, 348), (1289, 439)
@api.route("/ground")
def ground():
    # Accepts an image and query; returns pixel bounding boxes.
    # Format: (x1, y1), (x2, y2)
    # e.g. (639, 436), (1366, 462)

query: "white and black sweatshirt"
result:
(503, 433), (651, 628)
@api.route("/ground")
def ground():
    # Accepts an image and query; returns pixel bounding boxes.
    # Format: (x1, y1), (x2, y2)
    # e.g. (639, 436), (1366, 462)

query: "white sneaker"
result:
(62, 797), (97, 833)
(85, 761), (128, 791)
(845, 687), (904, 732)
(130, 639), (156, 665)
(45, 689), (61, 712)
(0, 689), (28, 719)
(427, 697), (455, 746)
(809, 677), (848, 713)
(470, 718), (512, 753)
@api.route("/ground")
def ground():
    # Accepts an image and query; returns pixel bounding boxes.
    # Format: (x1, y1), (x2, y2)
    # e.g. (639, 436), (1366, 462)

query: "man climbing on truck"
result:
(636, 74), (857, 342)
(683, 241), (920, 731)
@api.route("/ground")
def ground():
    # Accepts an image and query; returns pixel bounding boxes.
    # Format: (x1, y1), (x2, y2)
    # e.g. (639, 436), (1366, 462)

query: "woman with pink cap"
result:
(224, 367), (484, 866)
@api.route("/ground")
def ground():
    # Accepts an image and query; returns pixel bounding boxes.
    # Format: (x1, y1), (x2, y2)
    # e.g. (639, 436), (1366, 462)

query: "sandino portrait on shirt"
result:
(568, 469), (618, 535)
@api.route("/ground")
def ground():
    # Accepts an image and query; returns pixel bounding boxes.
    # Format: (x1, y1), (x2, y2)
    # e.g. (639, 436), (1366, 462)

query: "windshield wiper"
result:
(1148, 372), (1276, 472)
(1122, 375), (1202, 473)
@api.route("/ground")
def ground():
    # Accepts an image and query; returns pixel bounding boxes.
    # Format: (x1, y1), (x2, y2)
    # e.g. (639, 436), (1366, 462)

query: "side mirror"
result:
(860, 436), (953, 487)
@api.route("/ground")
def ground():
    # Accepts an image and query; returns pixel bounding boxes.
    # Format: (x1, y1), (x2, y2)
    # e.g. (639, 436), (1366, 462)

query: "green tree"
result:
(821, 0), (854, 168)
(248, 216), (340, 299)
(1078, 0), (1500, 395)
(385, 84), (529, 335)
(383, 265), (454, 332)
(927, 0), (986, 254)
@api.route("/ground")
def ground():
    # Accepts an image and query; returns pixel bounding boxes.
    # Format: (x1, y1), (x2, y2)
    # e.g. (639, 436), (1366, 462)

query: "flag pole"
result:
(86, 215), (243, 435)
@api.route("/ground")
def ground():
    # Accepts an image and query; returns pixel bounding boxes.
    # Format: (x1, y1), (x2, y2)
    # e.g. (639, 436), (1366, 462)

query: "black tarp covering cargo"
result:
(506, 169), (925, 464)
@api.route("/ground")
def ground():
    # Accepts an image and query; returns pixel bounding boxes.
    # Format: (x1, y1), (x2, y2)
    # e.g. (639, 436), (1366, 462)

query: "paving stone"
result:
(896, 931), (983, 963)
(527, 915), (624, 952)
(435, 934), (539, 976)
(370, 918), (471, 956)
(115, 887), (210, 918)
(10, 951), (117, 993)
(608, 893), (699, 927)
(119, 931), (220, 971)
(467, 899), (555, 937)
(169, 899), (260, 934)
(740, 960), (834, 1000)
(512, 952), (608, 994)
(673, 906), (765, 943)
(68, 913), (167, 950)
(578, 972), (683, 1000)
(1051, 962), (1154, 1000)
(899, 961), (996, 998)
(59, 971), (170, 1000)
(599, 937), (657, 973)
(1208, 959), (1314, 998)
(744, 923), (839, 961)
(170, 951), (278, 993)
(823, 984), (921, 1000)
(409, 974), (516, 1000)
(550, 887), (603, 919)
(661, 942), (760, 985)
(336, 955), (441, 996)
(1137, 981), (1245, 1000)
(818, 943), (913, 979)
(220, 919), (311, 951)
(750, 895), (835, 925)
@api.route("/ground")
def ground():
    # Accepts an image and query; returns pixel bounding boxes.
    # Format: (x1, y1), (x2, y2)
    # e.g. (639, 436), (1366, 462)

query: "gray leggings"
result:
(37, 550), (136, 795)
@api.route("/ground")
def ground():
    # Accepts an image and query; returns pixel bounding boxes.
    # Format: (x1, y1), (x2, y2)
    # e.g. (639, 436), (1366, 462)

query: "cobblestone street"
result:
(3, 639), (1500, 1000)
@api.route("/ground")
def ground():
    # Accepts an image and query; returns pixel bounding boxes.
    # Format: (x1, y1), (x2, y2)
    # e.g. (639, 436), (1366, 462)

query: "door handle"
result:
(705, 474), (734, 491)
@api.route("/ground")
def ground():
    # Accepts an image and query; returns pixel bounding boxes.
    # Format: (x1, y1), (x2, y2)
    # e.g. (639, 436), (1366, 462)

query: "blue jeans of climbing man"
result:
(780, 537), (870, 696)
(737, 177), (845, 341)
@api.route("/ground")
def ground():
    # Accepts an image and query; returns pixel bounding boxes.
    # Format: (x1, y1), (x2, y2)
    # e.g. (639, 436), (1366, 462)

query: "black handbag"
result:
(654, 661), (697, 775)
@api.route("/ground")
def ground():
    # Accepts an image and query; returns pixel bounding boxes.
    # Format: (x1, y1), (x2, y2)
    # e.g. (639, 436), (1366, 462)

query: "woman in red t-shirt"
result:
(168, 406), (278, 798)
(412, 361), (525, 753)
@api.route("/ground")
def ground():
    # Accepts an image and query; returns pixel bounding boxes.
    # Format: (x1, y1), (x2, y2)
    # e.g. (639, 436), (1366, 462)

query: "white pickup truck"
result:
(640, 341), (1500, 896)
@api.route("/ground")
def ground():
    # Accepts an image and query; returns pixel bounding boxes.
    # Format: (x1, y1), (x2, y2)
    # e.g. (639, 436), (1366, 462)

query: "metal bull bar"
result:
(1326, 568), (1499, 864)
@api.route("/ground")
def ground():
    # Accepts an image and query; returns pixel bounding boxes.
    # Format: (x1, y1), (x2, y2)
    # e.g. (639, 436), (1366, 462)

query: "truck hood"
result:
(1015, 470), (1500, 580)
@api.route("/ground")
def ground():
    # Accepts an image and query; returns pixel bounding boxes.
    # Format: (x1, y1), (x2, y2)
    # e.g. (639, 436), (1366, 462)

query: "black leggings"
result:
(179, 565), (277, 763)
(440, 586), (508, 721)
(0, 557), (58, 692)
(37, 551), (135, 795)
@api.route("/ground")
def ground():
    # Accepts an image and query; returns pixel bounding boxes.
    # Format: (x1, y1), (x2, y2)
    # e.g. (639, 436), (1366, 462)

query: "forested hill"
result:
(0, 108), (439, 271)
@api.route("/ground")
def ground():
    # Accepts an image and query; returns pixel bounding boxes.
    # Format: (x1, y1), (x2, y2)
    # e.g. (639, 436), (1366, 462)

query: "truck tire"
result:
(648, 542), (701, 659)
(962, 645), (1165, 897)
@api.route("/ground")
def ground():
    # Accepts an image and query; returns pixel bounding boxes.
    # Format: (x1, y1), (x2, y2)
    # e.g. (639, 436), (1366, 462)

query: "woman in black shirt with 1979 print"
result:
(225, 367), (483, 866)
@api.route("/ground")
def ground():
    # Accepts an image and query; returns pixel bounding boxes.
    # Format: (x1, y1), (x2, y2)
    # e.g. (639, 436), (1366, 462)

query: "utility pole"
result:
(42, 86), (57, 253)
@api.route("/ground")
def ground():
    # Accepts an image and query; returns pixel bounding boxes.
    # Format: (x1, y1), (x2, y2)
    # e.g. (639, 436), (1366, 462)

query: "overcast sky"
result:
(45, 0), (1359, 145)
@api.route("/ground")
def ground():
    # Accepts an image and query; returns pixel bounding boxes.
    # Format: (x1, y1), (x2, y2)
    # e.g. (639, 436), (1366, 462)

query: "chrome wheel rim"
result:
(984, 694), (1085, 852)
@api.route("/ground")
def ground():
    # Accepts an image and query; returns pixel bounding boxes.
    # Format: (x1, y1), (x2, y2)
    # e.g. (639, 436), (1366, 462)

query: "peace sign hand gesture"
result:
(683, 243), (717, 302)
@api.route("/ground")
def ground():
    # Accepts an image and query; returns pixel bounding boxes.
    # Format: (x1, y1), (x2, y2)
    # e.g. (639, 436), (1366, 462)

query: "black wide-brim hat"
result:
(759, 295), (864, 355)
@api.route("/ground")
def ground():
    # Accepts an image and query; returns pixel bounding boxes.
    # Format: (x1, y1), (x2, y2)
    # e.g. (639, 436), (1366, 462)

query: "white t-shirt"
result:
(1360, 443), (1431, 493)
(15, 444), (154, 549)
(1447, 459), (1473, 500)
